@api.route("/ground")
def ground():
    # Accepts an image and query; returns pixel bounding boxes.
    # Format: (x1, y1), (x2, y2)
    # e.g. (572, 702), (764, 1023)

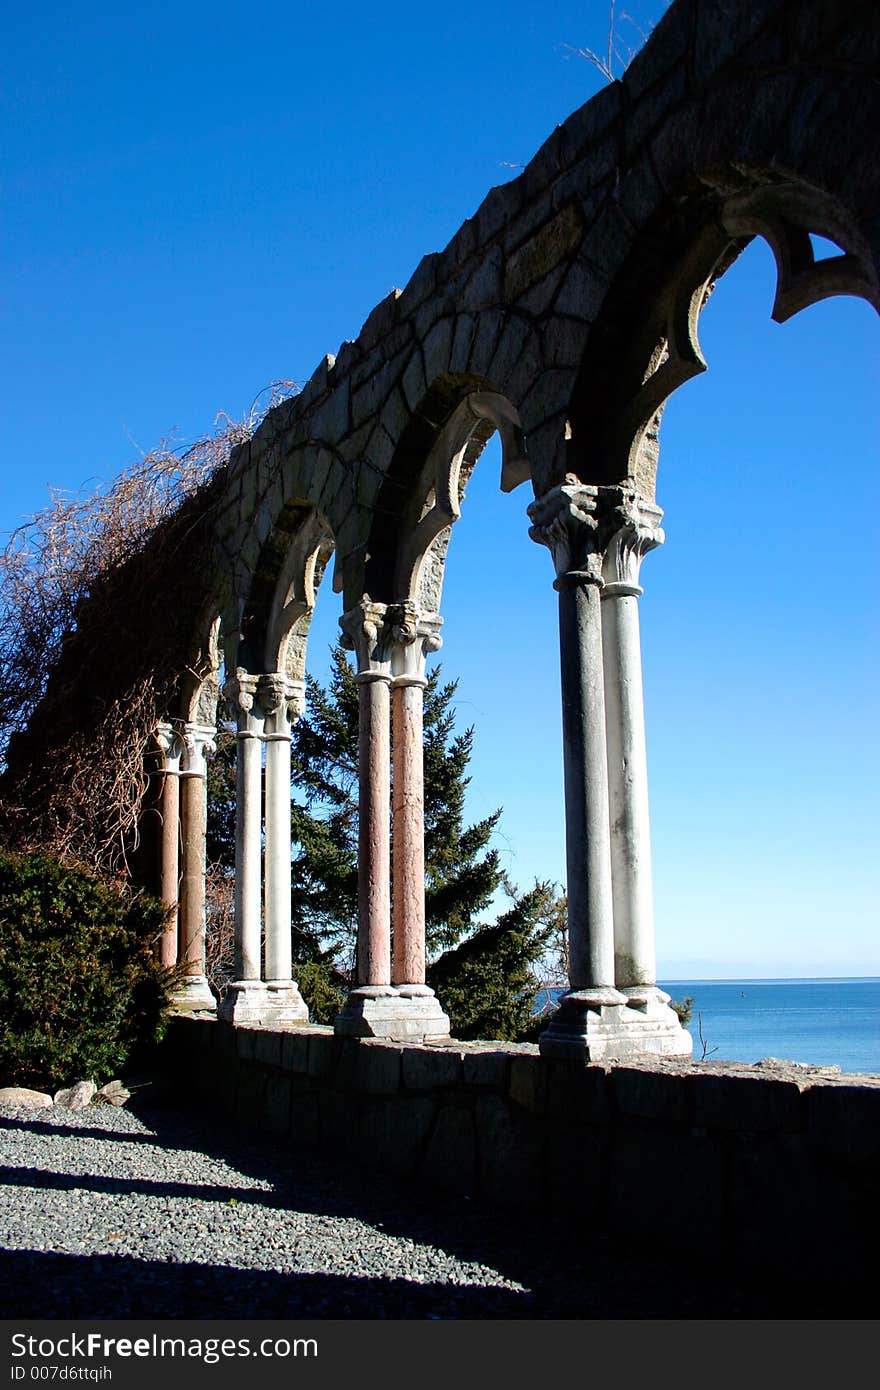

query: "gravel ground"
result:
(0, 1095), (852, 1319)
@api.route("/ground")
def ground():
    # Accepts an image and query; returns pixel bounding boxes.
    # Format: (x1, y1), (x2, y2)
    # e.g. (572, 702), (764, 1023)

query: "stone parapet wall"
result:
(165, 1018), (879, 1296)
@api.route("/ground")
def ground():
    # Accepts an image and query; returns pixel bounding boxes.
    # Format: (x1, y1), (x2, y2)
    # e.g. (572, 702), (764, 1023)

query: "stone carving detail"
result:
(601, 496), (665, 597)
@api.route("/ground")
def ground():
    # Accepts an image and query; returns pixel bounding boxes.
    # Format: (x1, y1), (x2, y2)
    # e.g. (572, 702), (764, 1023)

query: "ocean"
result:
(536, 978), (880, 1075)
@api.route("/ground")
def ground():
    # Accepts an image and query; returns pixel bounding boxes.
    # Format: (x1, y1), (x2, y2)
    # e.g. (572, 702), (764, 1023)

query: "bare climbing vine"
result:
(0, 381), (296, 876)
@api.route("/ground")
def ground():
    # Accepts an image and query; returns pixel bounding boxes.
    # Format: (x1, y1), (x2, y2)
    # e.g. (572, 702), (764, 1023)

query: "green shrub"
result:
(0, 849), (172, 1091)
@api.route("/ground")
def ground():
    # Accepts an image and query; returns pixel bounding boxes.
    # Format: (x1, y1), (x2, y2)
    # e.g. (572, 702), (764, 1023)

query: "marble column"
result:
(155, 723), (181, 971)
(173, 721), (217, 1014)
(529, 485), (623, 1026)
(259, 672), (309, 1026)
(601, 499), (665, 1004)
(334, 600), (450, 1041)
(357, 667), (392, 988)
(218, 672), (270, 1025)
(529, 481), (691, 1060)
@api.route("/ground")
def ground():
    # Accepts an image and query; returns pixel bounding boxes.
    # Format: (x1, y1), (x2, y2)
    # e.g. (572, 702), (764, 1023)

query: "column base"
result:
(258, 979), (310, 1028)
(218, 981), (271, 1027)
(334, 984), (451, 1042)
(168, 975), (217, 1016)
(538, 988), (692, 1062)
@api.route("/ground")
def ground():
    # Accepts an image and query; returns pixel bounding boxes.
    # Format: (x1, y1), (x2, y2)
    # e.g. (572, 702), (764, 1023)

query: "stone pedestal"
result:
(169, 973), (217, 1016)
(334, 984), (451, 1041)
(538, 988), (693, 1062)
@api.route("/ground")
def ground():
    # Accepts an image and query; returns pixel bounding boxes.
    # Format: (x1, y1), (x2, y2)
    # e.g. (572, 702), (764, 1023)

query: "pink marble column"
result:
(357, 671), (392, 986)
(391, 675), (426, 986)
(155, 723), (180, 971)
(173, 722), (217, 1014)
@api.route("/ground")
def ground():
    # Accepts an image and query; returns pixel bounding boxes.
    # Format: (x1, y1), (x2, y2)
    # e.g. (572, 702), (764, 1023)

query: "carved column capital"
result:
(178, 722), (217, 777)
(387, 602), (443, 686)
(601, 494), (665, 598)
(258, 672), (306, 735)
(528, 478), (608, 587)
(340, 598), (392, 681)
(529, 479), (664, 593)
(154, 721), (182, 770)
(224, 670), (263, 737)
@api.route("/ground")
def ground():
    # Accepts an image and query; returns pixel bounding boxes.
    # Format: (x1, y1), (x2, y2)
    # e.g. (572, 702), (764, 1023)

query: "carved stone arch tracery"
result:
(567, 173), (880, 502)
(393, 390), (530, 609)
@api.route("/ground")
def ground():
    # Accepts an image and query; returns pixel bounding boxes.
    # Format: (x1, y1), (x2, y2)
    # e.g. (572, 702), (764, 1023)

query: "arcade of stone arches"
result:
(129, 0), (880, 1060)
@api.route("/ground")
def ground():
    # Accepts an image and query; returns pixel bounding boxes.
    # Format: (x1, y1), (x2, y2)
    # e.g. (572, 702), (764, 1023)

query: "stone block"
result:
(475, 1093), (545, 1209)
(355, 1041), (403, 1095)
(358, 287), (402, 353)
(726, 1131), (877, 1291)
(467, 307), (505, 378)
(398, 251), (439, 312)
(380, 384), (412, 443)
(612, 1065), (690, 1125)
(421, 315), (454, 382)
(623, 0), (690, 101)
(625, 63), (688, 162)
(476, 180), (520, 246)
(235, 1028), (261, 1062)
(263, 1074), (292, 1134)
(690, 1070), (805, 1133)
(402, 1046), (465, 1092)
(332, 1037), (360, 1091)
(318, 1088), (350, 1150)
(545, 1127), (605, 1221)
(508, 1056), (548, 1115)
(505, 202), (585, 303)
(252, 1030), (283, 1070)
(488, 315), (533, 389)
(552, 257), (610, 322)
(540, 314), (590, 371)
(693, 0), (781, 89)
(513, 262), (567, 319)
(401, 353), (426, 413)
(545, 1059), (610, 1123)
(462, 1049), (511, 1089)
(234, 1067), (268, 1128)
(289, 1092), (320, 1148)
(807, 1082), (880, 1170)
(581, 198), (636, 280)
(307, 1031), (340, 1081)
(555, 82), (624, 173)
(461, 246), (503, 311)
(359, 1095), (438, 1177)
(308, 377), (349, 443)
(419, 1101), (477, 1195)
(606, 1129), (725, 1255)
(281, 1030), (311, 1075)
(449, 313), (477, 374)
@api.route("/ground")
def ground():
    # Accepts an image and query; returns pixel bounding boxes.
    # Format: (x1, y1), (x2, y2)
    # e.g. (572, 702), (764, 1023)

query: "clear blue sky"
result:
(2, 2), (877, 977)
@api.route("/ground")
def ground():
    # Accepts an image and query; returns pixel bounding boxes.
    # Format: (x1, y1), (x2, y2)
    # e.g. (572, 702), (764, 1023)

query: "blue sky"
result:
(2, 2), (877, 977)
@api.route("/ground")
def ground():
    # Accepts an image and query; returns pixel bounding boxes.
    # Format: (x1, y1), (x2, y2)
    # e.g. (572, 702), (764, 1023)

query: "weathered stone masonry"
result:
(141, 0), (879, 1055)
(168, 1016), (880, 1299)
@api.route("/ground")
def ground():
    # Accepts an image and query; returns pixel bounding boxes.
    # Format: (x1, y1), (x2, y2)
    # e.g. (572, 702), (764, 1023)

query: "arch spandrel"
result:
(205, 0), (879, 610)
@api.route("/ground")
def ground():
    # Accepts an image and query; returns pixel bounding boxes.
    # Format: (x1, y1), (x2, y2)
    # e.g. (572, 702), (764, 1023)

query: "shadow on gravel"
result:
(0, 1248), (540, 1319)
(0, 1099), (859, 1320)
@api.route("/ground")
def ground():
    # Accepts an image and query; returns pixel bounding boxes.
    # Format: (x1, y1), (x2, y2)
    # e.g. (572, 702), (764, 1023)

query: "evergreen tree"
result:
(288, 645), (561, 1037)
(205, 643), (564, 1038)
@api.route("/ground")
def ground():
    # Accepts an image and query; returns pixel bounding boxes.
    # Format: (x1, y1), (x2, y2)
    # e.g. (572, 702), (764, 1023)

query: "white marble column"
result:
(173, 721), (217, 1014)
(530, 481), (691, 1059)
(218, 672), (269, 1025)
(259, 672), (309, 1026)
(529, 484), (623, 1014)
(601, 498), (665, 1003)
(154, 723), (181, 971)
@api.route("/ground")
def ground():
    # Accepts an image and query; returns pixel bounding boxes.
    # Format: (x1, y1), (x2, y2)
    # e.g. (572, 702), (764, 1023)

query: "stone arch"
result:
(362, 375), (530, 609)
(565, 173), (879, 497)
